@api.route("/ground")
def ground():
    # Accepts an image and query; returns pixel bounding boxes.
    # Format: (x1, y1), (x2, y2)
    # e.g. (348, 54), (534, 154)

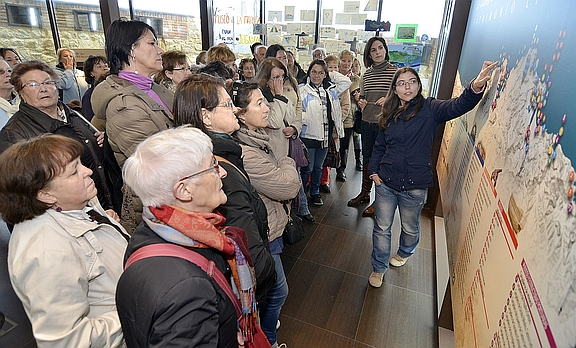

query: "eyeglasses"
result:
(215, 100), (235, 109)
(179, 157), (220, 181)
(22, 81), (58, 89)
(172, 67), (192, 72)
(395, 79), (418, 87)
(269, 75), (286, 81)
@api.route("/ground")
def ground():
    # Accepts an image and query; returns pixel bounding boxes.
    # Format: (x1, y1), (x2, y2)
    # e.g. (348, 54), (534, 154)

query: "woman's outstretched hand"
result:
(473, 61), (499, 92)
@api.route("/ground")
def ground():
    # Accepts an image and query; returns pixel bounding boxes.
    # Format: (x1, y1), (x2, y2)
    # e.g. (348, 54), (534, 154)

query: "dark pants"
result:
(361, 121), (380, 162)
(338, 127), (354, 172)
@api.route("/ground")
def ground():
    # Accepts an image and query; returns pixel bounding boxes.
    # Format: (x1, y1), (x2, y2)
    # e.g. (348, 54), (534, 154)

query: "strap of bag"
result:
(124, 243), (242, 317)
(215, 155), (249, 182)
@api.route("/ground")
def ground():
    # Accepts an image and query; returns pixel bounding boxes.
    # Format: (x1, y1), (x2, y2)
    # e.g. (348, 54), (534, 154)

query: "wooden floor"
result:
(0, 157), (438, 348)
(277, 161), (438, 348)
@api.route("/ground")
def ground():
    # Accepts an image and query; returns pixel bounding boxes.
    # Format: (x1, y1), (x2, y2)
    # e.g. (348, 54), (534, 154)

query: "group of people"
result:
(0, 17), (497, 347)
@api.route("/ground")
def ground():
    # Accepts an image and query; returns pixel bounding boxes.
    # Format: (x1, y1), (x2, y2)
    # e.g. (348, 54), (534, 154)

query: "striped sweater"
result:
(359, 61), (398, 124)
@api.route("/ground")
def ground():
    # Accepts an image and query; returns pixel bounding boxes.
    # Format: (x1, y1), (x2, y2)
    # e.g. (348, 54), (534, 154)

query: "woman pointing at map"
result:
(367, 60), (498, 288)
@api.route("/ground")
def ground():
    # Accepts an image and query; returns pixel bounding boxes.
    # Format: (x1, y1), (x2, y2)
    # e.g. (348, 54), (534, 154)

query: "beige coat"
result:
(91, 75), (174, 232)
(235, 127), (301, 242)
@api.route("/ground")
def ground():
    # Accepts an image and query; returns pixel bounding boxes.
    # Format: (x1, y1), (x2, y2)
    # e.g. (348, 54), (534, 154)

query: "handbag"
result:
(323, 136), (340, 168)
(282, 202), (305, 245)
(284, 120), (309, 168)
(125, 243), (271, 348)
(288, 137), (310, 168)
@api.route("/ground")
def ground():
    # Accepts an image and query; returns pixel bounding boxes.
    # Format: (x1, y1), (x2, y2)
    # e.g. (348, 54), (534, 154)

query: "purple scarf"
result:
(118, 70), (170, 112)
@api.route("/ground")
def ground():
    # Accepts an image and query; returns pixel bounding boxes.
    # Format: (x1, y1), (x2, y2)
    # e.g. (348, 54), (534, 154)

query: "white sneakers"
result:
(369, 272), (384, 287)
(390, 254), (409, 267)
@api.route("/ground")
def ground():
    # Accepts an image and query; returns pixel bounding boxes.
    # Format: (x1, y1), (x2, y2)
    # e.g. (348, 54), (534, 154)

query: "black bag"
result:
(323, 136), (340, 168)
(353, 109), (363, 133)
(282, 202), (305, 245)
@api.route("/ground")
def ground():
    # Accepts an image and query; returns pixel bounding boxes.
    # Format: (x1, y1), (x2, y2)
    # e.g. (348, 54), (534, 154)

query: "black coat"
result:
(211, 134), (276, 303)
(0, 102), (122, 212)
(116, 222), (238, 348)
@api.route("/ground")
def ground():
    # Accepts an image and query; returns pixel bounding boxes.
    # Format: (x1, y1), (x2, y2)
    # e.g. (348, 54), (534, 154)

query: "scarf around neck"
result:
(118, 70), (170, 111)
(143, 205), (257, 340)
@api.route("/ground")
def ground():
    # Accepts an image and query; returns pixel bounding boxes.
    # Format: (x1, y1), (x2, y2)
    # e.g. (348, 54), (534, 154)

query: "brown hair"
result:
(0, 134), (84, 224)
(252, 57), (290, 92)
(378, 67), (424, 130)
(173, 73), (225, 134)
(206, 46), (236, 64)
(363, 37), (389, 68)
(10, 60), (58, 92)
(155, 51), (188, 84)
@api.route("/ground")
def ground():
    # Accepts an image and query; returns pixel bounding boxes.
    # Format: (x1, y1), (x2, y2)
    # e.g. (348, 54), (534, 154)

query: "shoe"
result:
(298, 213), (315, 223)
(362, 202), (375, 217)
(369, 272), (384, 288)
(336, 171), (347, 182)
(320, 184), (331, 193)
(390, 254), (409, 267)
(311, 194), (323, 206)
(355, 162), (362, 171)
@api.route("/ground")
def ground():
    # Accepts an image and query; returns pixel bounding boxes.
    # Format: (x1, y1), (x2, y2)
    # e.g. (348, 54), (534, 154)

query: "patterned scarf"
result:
(143, 205), (257, 340)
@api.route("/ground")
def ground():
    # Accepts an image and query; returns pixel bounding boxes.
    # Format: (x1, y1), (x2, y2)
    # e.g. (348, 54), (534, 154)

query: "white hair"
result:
(122, 126), (213, 207)
(312, 47), (327, 60)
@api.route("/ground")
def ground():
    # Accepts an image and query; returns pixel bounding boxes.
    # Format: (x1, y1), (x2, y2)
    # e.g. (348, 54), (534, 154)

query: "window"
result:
(5, 4), (42, 27)
(136, 16), (163, 37)
(73, 11), (102, 31)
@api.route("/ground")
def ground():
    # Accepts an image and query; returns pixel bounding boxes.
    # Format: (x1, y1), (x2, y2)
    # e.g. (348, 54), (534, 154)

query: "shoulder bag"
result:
(282, 201), (305, 245)
(125, 243), (271, 348)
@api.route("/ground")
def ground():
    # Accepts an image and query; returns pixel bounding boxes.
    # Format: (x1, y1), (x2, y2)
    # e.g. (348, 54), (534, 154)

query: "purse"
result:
(125, 243), (271, 348)
(323, 136), (340, 168)
(288, 137), (310, 168)
(284, 120), (309, 168)
(282, 202), (305, 245)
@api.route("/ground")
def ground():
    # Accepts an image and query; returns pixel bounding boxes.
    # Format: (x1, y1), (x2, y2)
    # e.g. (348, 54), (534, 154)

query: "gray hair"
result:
(122, 126), (213, 207)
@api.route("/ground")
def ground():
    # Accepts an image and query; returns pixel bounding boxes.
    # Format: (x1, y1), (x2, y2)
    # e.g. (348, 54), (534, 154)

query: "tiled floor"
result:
(0, 156), (438, 348)
(278, 160), (438, 347)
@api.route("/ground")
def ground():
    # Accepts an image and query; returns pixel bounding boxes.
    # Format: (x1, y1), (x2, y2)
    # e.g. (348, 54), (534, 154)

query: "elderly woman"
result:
(154, 50), (192, 93)
(55, 48), (88, 104)
(92, 19), (174, 232)
(0, 47), (22, 68)
(117, 126), (258, 347)
(206, 45), (238, 80)
(0, 59), (17, 128)
(0, 60), (121, 213)
(234, 83), (301, 347)
(173, 74), (276, 303)
(0, 134), (128, 347)
(81, 55), (109, 121)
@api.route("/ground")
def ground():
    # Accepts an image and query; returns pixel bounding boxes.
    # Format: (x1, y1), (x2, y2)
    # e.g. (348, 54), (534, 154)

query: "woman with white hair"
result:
(117, 126), (258, 347)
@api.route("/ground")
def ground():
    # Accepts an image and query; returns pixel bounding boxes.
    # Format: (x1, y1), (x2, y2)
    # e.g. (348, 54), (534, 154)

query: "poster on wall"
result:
(437, 1), (576, 347)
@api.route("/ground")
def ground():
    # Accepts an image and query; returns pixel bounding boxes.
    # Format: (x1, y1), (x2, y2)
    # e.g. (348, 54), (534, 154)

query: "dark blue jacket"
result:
(369, 83), (483, 191)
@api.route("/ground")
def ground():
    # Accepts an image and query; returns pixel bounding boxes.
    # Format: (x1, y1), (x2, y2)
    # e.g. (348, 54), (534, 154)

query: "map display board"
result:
(437, 1), (576, 346)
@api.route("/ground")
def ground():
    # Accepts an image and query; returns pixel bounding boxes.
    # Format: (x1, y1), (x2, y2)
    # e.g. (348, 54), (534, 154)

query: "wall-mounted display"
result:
(438, 0), (576, 346)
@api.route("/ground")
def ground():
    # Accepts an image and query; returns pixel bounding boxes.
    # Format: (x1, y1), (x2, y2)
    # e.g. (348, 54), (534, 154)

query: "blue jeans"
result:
(361, 121), (380, 162)
(259, 253), (289, 345)
(371, 183), (428, 273)
(300, 146), (328, 196)
(298, 181), (310, 215)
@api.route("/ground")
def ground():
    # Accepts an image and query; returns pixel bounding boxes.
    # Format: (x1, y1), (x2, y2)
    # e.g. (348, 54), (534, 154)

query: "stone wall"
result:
(0, 0), (203, 66)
